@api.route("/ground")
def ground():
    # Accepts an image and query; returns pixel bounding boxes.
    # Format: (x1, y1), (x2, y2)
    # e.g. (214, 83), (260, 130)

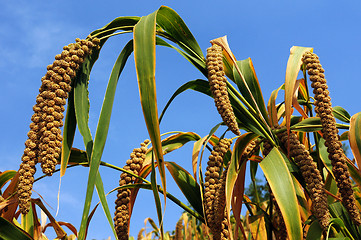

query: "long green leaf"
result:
(165, 162), (203, 216)
(151, 155), (164, 239)
(234, 59), (268, 123)
(333, 106), (351, 123)
(260, 148), (303, 240)
(156, 37), (206, 77)
(78, 40), (134, 240)
(90, 16), (140, 38)
(61, 88), (77, 176)
(156, 6), (204, 61)
(159, 79), (211, 122)
(0, 170), (16, 189)
(0, 217), (32, 240)
(134, 11), (166, 196)
(284, 46), (312, 134)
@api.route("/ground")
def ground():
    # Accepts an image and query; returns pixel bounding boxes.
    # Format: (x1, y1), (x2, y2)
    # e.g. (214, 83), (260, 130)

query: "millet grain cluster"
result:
(175, 218), (184, 240)
(114, 140), (149, 240)
(302, 52), (361, 225)
(17, 37), (100, 214)
(203, 138), (232, 240)
(276, 126), (330, 229)
(206, 44), (240, 136)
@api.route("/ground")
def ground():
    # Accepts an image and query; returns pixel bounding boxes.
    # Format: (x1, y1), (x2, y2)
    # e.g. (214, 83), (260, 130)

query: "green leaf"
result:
(134, 11), (166, 195)
(90, 16), (140, 39)
(291, 117), (322, 132)
(78, 40), (134, 240)
(150, 155), (164, 238)
(260, 148), (303, 240)
(329, 202), (361, 239)
(306, 220), (323, 240)
(156, 37), (206, 77)
(156, 6), (204, 61)
(333, 106), (351, 123)
(0, 170), (16, 189)
(61, 89), (77, 176)
(159, 79), (211, 123)
(349, 112), (361, 171)
(284, 46), (313, 134)
(165, 162), (203, 216)
(226, 133), (258, 239)
(0, 217), (32, 240)
(234, 59), (268, 123)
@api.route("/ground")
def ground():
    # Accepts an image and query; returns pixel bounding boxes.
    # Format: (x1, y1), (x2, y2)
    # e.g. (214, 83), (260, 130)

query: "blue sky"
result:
(1, 1), (361, 239)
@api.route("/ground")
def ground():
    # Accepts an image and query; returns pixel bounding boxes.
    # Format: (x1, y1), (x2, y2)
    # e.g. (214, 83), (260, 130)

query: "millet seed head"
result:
(206, 44), (240, 135)
(114, 140), (149, 240)
(303, 51), (361, 225)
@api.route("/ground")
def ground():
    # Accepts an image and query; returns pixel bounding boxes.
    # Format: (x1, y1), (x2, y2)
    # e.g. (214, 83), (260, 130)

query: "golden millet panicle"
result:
(114, 140), (149, 240)
(206, 44), (240, 136)
(277, 126), (330, 229)
(271, 192), (287, 240)
(303, 52), (361, 225)
(17, 37), (100, 215)
(203, 138), (232, 240)
(175, 218), (184, 240)
(39, 37), (100, 175)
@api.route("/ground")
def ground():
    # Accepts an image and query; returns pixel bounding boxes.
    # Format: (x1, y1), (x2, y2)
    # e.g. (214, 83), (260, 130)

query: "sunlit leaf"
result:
(156, 6), (204, 61)
(349, 112), (361, 170)
(333, 106), (351, 123)
(0, 217), (32, 240)
(285, 46), (313, 135)
(226, 133), (258, 239)
(0, 170), (16, 189)
(159, 79), (211, 123)
(267, 84), (284, 127)
(260, 148), (303, 240)
(33, 198), (67, 239)
(78, 40), (134, 240)
(134, 10), (166, 197)
(61, 89), (76, 176)
(234, 58), (268, 122)
(292, 79), (308, 119)
(165, 162), (203, 216)
(305, 220), (322, 240)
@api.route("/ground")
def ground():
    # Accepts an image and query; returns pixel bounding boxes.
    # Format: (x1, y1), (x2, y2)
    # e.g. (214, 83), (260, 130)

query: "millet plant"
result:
(1, 5), (361, 240)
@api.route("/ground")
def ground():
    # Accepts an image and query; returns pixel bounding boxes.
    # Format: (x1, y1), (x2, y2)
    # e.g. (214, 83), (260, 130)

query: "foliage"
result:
(1, 5), (361, 240)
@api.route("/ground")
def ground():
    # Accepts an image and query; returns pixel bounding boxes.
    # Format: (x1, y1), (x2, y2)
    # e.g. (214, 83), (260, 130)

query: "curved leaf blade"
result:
(0, 170), (16, 189)
(226, 133), (258, 239)
(234, 58), (268, 123)
(165, 162), (203, 216)
(156, 6), (204, 60)
(0, 217), (32, 240)
(260, 148), (303, 240)
(78, 40), (134, 240)
(134, 11), (166, 194)
(61, 89), (76, 176)
(349, 112), (361, 168)
(333, 106), (351, 123)
(285, 46), (313, 134)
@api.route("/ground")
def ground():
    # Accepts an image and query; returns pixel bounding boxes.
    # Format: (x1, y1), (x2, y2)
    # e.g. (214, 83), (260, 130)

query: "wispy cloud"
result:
(0, 1), (84, 70)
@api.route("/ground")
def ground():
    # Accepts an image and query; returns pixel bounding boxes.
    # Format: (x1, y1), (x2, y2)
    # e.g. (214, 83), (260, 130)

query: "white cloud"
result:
(0, 1), (83, 70)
